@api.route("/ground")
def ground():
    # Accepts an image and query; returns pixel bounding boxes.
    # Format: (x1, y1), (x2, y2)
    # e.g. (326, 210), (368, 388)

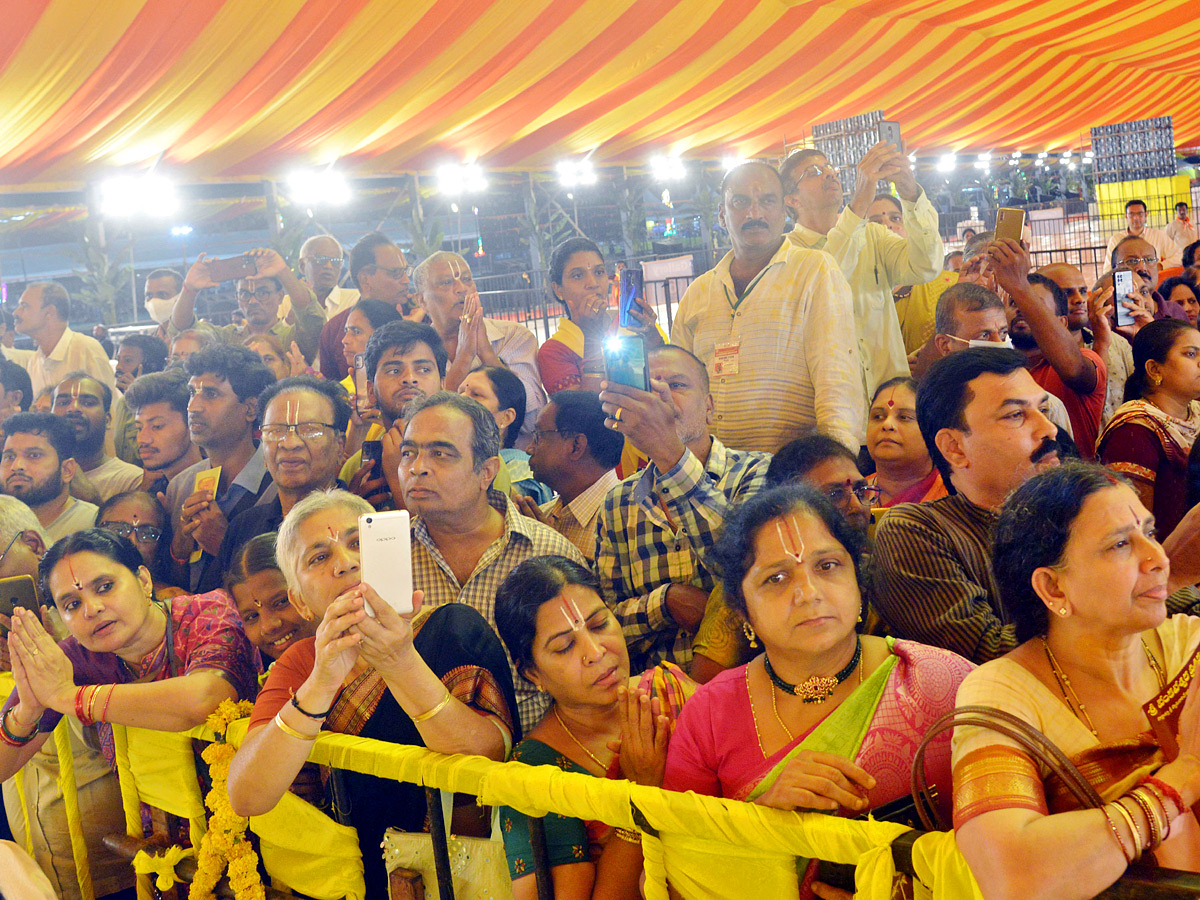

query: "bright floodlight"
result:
(936, 154), (957, 173)
(170, 225), (193, 237)
(1011, 151), (1022, 159)
(437, 163), (488, 196)
(977, 152), (992, 162)
(1061, 150), (1072, 161)
(1037, 152), (1049, 159)
(556, 159), (596, 187)
(100, 174), (179, 218)
(286, 169), (351, 206)
(721, 156), (746, 172)
(1068, 162), (1077, 171)
(650, 155), (686, 182)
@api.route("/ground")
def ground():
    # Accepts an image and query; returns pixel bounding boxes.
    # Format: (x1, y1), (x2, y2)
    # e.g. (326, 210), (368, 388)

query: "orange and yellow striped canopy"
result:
(1, 0), (1197, 191)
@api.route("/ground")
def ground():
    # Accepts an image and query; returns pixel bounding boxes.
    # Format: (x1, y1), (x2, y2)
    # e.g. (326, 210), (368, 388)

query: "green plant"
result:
(71, 237), (132, 324)
(406, 175), (445, 260)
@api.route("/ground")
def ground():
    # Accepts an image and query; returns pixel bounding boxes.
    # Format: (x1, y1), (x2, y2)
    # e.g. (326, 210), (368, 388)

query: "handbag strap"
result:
(911, 704), (1104, 831)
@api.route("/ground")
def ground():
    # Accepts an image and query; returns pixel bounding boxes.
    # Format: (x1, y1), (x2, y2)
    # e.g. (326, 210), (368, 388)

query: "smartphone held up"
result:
(358, 510), (414, 617)
(603, 334), (650, 391)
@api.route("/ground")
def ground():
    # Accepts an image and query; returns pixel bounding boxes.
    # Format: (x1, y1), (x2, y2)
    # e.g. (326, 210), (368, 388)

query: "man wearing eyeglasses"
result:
(780, 142), (944, 400)
(299, 235), (358, 319)
(1111, 236), (1192, 323)
(165, 247), (324, 366)
(200, 375), (350, 592)
(764, 433), (878, 534)
(1104, 199), (1181, 271)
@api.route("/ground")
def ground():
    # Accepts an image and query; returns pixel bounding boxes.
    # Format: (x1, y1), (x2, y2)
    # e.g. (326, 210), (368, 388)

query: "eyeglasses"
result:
(260, 422), (337, 443)
(796, 163), (837, 182)
(1118, 256), (1159, 268)
(364, 265), (411, 280)
(529, 428), (576, 444)
(99, 522), (163, 543)
(0, 530), (23, 568)
(236, 287), (280, 301)
(824, 482), (882, 507)
(303, 255), (344, 267)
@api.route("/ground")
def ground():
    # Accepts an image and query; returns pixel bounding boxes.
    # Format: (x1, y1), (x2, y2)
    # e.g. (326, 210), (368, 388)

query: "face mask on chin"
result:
(145, 294), (178, 325)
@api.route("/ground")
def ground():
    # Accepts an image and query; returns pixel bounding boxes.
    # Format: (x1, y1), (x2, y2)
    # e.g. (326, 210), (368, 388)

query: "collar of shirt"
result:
(786, 223), (828, 251)
(632, 436), (729, 512)
(549, 317), (586, 358)
(945, 490), (1000, 525)
(215, 445), (271, 515)
(714, 241), (790, 308)
(43, 327), (76, 362)
(412, 488), (532, 558)
(560, 468), (621, 528)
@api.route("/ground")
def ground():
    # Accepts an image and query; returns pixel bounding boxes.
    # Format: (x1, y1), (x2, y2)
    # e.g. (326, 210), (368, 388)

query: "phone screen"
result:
(603, 335), (649, 391)
(618, 269), (643, 329)
(361, 440), (382, 478)
(1114, 269), (1137, 328)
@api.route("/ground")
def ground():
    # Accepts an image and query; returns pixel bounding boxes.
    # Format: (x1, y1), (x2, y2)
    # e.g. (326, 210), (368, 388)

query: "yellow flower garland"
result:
(189, 699), (266, 900)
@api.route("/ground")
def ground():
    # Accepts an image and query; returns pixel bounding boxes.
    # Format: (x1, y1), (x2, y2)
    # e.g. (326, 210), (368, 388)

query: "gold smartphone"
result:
(994, 207), (1026, 244)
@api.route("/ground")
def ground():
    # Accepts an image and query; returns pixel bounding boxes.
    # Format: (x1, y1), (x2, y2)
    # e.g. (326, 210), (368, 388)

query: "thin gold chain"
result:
(766, 655), (864, 747)
(1042, 637), (1166, 739)
(553, 706), (611, 773)
(746, 667), (769, 757)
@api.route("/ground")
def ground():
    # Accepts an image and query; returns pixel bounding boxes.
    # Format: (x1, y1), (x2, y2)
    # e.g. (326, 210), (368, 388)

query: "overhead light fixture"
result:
(977, 152), (992, 162)
(1037, 152), (1049, 159)
(286, 169), (351, 206)
(936, 154), (957, 173)
(556, 159), (597, 187)
(650, 155), (686, 182)
(720, 155), (746, 172)
(1068, 162), (1077, 171)
(170, 225), (193, 237)
(99, 174), (179, 218)
(1010, 151), (1022, 159)
(437, 163), (488, 196)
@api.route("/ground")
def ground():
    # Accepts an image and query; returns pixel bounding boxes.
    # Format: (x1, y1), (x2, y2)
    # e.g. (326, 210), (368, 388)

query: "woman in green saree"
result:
(663, 483), (973, 900)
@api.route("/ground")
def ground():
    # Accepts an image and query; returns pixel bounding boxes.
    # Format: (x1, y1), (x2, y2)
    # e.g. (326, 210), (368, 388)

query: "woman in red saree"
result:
(864, 376), (947, 507)
(953, 463), (1200, 900)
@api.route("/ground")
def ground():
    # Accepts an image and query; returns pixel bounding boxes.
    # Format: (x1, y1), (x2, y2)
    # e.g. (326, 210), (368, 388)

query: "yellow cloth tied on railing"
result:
(251, 792), (366, 900)
(118, 725), (208, 841)
(131, 846), (193, 891)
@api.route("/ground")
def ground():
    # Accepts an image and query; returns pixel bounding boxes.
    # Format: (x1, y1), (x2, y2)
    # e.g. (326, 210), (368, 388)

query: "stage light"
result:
(721, 156), (746, 172)
(100, 174), (179, 218)
(977, 152), (992, 162)
(170, 225), (193, 237)
(1068, 162), (1077, 171)
(1011, 151), (1022, 159)
(556, 160), (596, 187)
(437, 163), (488, 196)
(936, 154), (957, 173)
(1037, 152), (1049, 159)
(650, 155), (686, 182)
(286, 169), (351, 206)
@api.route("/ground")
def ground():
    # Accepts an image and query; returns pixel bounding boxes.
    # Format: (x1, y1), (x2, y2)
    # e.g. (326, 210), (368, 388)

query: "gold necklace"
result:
(1041, 638), (1166, 738)
(553, 706), (611, 773)
(746, 668), (769, 757)
(767, 655), (864, 745)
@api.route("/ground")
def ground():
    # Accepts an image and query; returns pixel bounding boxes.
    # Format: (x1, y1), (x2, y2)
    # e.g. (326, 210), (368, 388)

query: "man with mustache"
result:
(316, 233), (402, 381)
(671, 161), (863, 453)
(781, 141), (944, 399)
(50, 372), (142, 502)
(0, 412), (97, 542)
(872, 348), (1062, 663)
(122, 369), (202, 495)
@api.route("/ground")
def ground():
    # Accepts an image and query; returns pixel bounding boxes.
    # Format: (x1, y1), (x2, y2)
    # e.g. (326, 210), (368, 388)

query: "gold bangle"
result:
(1101, 805), (1133, 864)
(1130, 788), (1165, 849)
(612, 827), (641, 845)
(273, 711), (318, 741)
(411, 690), (453, 724)
(1112, 798), (1144, 857)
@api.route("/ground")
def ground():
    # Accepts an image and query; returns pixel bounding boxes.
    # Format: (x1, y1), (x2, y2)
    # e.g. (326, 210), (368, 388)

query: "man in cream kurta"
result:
(782, 142), (943, 398)
(671, 163), (863, 454)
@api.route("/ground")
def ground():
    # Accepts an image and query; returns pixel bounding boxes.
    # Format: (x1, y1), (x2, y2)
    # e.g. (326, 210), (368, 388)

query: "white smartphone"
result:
(358, 510), (414, 616)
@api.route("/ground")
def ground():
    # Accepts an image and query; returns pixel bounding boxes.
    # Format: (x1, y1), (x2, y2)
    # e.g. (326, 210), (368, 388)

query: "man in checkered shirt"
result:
(596, 345), (771, 671)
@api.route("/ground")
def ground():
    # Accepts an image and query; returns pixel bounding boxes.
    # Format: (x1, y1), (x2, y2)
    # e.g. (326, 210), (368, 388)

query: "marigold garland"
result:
(189, 699), (266, 900)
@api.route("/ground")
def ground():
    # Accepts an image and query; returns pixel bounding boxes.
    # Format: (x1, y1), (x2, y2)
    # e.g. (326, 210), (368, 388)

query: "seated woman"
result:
(663, 484), (973, 900)
(245, 332), (295, 382)
(494, 555), (690, 900)
(227, 489), (518, 899)
(0, 528), (259, 774)
(1098, 318), (1200, 537)
(459, 365), (553, 503)
(225, 532), (315, 664)
(1159, 274), (1200, 328)
(864, 376), (947, 507)
(96, 490), (187, 598)
(953, 462), (1200, 900)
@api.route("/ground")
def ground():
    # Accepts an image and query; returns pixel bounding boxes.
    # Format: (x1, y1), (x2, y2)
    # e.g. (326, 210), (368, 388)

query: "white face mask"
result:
(968, 337), (1014, 350)
(145, 293), (178, 325)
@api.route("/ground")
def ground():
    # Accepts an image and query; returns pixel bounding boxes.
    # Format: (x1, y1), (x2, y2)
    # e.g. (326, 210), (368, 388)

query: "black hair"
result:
(0, 308), (14, 331)
(993, 463), (1128, 643)
(549, 237), (604, 297)
(349, 232), (399, 287)
(117, 333), (169, 373)
(95, 490), (174, 583)
(38, 527), (149, 607)
(648, 343), (710, 393)
(1177, 202), (1189, 213)
(348, 298), (404, 332)
(2, 411), (77, 463)
(469, 365), (526, 449)
(495, 555), (603, 682)
(1125, 198), (1147, 213)
(1183, 240), (1200, 269)
(766, 433), (859, 487)
(184, 343), (276, 412)
(363, 320), (448, 380)
(406, 390), (501, 471)
(871, 193), (902, 214)
(55, 370), (113, 413)
(778, 149), (825, 193)
(1125, 318), (1198, 403)
(548, 390), (624, 468)
(870, 375), (919, 407)
(1026, 272), (1068, 316)
(917, 347), (1028, 486)
(0, 357), (32, 411)
(257, 374), (353, 435)
(225, 532), (282, 595)
(122, 368), (190, 417)
(1159, 274), (1199, 312)
(145, 268), (184, 293)
(713, 483), (867, 618)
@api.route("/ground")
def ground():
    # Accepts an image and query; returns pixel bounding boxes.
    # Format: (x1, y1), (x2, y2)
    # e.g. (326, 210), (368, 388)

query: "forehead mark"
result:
(67, 558), (82, 590)
(1130, 505), (1142, 528)
(776, 515), (806, 566)
(886, 387), (897, 409)
(559, 596), (587, 632)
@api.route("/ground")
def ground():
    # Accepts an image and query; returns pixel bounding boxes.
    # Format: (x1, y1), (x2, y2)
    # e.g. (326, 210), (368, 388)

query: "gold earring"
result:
(742, 621), (758, 648)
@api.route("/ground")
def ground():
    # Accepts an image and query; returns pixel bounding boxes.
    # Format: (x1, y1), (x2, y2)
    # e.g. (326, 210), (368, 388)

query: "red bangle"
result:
(98, 685), (115, 724)
(1145, 776), (1187, 817)
(74, 687), (88, 725)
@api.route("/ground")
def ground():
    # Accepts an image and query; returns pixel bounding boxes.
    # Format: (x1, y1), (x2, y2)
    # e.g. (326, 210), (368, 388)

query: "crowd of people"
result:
(1, 144), (1200, 900)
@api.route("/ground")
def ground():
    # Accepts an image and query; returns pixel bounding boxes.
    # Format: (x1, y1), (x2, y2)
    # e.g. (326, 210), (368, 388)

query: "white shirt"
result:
(1104, 226), (1182, 269)
(787, 188), (944, 397)
(26, 328), (116, 397)
(672, 241), (865, 453)
(323, 285), (361, 320)
(1166, 219), (1198, 249)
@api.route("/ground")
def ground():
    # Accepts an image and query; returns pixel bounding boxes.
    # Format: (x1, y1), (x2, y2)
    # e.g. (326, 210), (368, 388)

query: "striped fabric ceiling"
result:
(1, 0), (1198, 191)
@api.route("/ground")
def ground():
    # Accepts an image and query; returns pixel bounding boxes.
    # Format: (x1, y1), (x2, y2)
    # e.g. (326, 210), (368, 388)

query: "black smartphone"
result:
(207, 255), (258, 283)
(603, 334), (650, 391)
(618, 269), (643, 329)
(0, 575), (40, 630)
(361, 440), (382, 479)
(1114, 269), (1136, 328)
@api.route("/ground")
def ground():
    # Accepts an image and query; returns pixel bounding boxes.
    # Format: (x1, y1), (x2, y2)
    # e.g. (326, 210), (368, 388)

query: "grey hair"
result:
(0, 495), (49, 555)
(406, 390), (500, 471)
(275, 488), (373, 597)
(934, 282), (1005, 337)
(962, 231), (995, 263)
(300, 234), (344, 258)
(28, 281), (71, 321)
(413, 251), (470, 294)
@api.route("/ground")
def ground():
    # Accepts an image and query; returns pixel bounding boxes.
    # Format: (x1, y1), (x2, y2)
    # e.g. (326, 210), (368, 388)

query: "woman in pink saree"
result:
(663, 484), (973, 899)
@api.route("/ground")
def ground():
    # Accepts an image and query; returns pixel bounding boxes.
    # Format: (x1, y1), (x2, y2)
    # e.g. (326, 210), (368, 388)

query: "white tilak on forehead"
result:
(559, 596), (588, 632)
(776, 515), (806, 566)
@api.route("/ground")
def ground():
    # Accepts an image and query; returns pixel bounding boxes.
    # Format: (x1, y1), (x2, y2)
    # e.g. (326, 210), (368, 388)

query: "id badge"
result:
(713, 340), (740, 376)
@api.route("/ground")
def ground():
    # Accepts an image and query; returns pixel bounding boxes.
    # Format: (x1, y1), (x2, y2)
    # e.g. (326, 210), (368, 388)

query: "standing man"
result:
(141, 268), (184, 331)
(782, 142), (944, 396)
(671, 162), (863, 453)
(122, 370), (202, 495)
(1166, 202), (1198, 250)
(1104, 199), (1181, 270)
(318, 233), (406, 380)
(12, 282), (115, 396)
(50, 373), (143, 501)
(164, 344), (276, 591)
(299, 235), (358, 320)
(0, 412), (97, 542)
(413, 251), (545, 444)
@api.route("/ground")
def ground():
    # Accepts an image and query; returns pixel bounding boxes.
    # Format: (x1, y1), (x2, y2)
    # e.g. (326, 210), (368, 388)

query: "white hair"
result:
(275, 488), (372, 597)
(0, 495), (48, 553)
(412, 251), (470, 294)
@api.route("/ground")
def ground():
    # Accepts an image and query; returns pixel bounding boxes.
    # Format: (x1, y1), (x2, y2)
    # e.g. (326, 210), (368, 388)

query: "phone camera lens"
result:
(365, 517), (373, 525)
